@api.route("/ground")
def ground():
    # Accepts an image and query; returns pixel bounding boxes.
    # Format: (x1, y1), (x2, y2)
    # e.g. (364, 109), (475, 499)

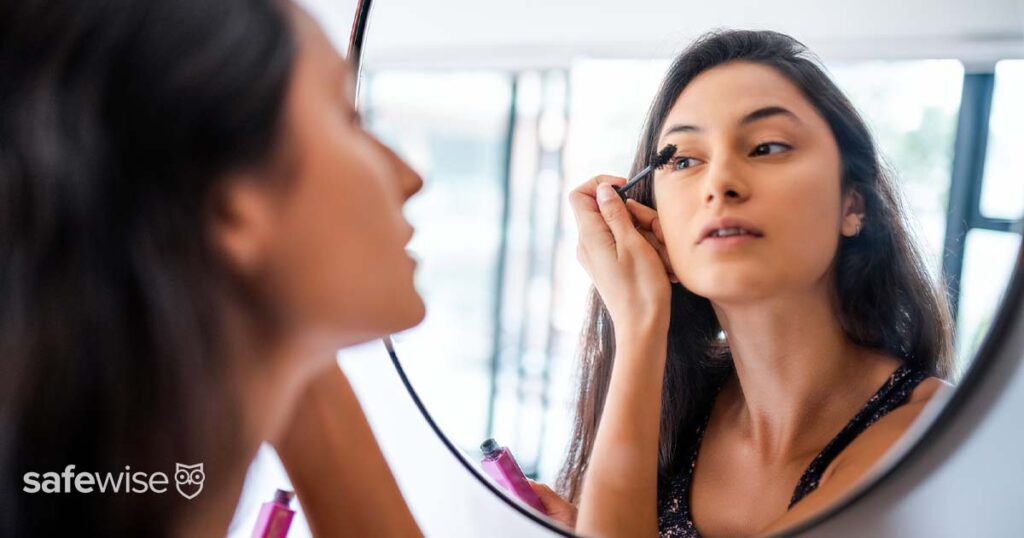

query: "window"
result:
(980, 60), (1024, 222)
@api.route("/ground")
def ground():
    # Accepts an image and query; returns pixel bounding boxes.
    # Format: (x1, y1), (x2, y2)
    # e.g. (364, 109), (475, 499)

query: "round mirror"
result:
(355, 1), (1023, 535)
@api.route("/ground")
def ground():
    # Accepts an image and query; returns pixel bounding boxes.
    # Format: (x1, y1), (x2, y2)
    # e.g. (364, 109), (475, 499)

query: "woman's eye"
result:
(751, 142), (791, 156)
(672, 156), (701, 170)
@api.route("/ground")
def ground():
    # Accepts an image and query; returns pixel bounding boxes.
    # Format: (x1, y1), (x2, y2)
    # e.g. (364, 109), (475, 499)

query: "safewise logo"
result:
(22, 463), (205, 500)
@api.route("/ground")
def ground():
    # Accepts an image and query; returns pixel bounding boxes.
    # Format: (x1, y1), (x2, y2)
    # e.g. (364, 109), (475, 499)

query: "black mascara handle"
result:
(613, 143), (676, 200)
(615, 165), (653, 199)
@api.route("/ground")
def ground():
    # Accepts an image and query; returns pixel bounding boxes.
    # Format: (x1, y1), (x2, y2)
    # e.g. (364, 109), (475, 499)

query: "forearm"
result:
(274, 365), (423, 538)
(576, 319), (668, 538)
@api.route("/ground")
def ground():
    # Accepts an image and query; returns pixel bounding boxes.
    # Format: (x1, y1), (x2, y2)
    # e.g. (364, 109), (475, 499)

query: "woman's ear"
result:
(841, 188), (866, 237)
(209, 177), (280, 275)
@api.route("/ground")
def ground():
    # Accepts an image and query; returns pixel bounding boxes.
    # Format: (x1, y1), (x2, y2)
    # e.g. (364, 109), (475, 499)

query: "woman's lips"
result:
(698, 233), (760, 250)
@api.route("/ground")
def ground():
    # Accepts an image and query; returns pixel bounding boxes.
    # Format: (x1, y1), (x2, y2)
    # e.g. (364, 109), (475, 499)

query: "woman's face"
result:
(653, 61), (861, 304)
(214, 7), (425, 349)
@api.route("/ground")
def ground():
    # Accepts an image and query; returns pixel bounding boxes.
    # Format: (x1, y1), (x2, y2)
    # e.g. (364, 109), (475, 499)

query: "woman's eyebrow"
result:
(659, 105), (802, 141)
(739, 105), (801, 127)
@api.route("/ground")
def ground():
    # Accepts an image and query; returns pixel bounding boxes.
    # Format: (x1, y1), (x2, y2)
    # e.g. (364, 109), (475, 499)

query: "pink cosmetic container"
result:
(251, 489), (295, 538)
(480, 438), (547, 514)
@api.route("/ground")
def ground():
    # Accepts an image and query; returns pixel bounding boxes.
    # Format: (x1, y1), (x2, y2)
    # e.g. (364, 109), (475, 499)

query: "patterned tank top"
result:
(657, 363), (930, 537)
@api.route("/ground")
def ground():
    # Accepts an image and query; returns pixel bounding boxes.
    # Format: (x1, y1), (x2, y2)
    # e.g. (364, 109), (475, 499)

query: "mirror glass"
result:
(358, 0), (1024, 534)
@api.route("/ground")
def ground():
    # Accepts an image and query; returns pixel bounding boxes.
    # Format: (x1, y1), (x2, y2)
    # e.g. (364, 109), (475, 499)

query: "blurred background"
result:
(233, 0), (1023, 534)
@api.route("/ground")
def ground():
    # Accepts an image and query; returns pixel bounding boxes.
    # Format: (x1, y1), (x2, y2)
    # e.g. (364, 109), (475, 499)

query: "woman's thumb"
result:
(596, 183), (634, 240)
(528, 480), (557, 504)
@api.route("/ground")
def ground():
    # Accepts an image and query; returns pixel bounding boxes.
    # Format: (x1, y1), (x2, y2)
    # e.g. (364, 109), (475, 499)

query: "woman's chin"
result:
(385, 289), (426, 334)
(688, 277), (774, 304)
(404, 292), (427, 327)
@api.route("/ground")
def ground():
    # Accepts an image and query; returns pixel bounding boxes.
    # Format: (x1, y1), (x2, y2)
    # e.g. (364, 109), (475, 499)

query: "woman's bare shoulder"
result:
(823, 374), (951, 482)
(760, 375), (953, 534)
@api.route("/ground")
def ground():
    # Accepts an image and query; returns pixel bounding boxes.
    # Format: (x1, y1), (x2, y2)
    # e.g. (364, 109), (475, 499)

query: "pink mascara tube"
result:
(480, 438), (547, 514)
(251, 488), (295, 538)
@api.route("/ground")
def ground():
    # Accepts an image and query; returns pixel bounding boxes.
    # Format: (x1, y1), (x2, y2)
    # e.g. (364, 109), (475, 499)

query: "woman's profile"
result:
(527, 29), (956, 537)
(2, 1), (426, 536)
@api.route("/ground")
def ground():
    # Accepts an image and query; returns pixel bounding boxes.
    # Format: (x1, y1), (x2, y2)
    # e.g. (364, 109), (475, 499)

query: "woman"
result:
(1, 1), (425, 536)
(529, 30), (955, 537)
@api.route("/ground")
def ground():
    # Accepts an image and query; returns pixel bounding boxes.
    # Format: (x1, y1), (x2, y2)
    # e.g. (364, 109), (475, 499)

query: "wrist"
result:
(614, 312), (670, 344)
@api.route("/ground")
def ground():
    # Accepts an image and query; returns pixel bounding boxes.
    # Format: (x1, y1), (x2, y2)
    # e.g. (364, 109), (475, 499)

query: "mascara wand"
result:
(614, 144), (677, 199)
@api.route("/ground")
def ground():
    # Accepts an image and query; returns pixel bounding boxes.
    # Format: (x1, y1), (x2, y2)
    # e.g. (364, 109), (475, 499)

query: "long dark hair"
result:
(556, 29), (955, 503)
(0, 0), (295, 535)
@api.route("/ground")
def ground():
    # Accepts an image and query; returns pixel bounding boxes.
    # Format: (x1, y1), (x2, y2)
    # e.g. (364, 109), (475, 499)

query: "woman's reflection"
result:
(533, 29), (957, 537)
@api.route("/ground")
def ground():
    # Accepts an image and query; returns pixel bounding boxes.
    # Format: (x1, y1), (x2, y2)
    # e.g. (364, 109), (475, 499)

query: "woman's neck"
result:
(711, 278), (899, 461)
(174, 318), (337, 538)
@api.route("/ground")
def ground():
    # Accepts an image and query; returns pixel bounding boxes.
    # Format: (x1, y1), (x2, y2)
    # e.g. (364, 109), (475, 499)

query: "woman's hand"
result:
(569, 176), (675, 337)
(625, 198), (679, 285)
(528, 480), (577, 530)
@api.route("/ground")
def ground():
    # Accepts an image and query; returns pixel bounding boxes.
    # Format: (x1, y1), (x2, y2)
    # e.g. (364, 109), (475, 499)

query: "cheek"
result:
(767, 188), (842, 287)
(771, 160), (844, 277)
(267, 139), (406, 330)
(660, 212), (693, 270)
(654, 184), (698, 268)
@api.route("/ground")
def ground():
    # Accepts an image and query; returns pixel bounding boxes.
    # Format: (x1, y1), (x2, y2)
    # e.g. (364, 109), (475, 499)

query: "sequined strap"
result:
(787, 363), (929, 508)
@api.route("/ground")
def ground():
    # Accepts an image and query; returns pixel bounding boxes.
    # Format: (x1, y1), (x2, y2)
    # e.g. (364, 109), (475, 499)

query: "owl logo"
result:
(174, 463), (205, 500)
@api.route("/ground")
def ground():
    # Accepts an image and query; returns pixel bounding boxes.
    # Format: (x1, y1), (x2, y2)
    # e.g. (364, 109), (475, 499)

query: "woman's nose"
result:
(373, 137), (423, 201)
(703, 158), (749, 206)
(398, 160), (423, 201)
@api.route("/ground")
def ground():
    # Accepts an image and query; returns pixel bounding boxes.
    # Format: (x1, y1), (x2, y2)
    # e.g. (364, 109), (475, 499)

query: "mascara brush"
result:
(614, 144), (677, 199)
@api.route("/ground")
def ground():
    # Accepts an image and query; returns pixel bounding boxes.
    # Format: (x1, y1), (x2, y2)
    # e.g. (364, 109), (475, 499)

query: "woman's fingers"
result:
(637, 228), (679, 283)
(625, 199), (657, 230)
(527, 480), (577, 529)
(595, 183), (640, 251)
(569, 190), (612, 251)
(653, 216), (665, 243)
(626, 199), (666, 243)
(568, 176), (629, 254)
(626, 200), (678, 283)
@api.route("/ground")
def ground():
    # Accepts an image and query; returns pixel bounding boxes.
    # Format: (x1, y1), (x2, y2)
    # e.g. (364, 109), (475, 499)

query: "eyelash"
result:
(669, 141), (792, 170)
